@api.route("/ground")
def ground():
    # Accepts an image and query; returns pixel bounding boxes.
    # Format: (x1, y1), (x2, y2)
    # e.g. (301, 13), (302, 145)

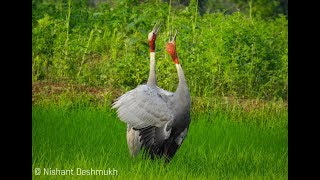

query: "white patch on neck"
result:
(148, 32), (153, 41)
(175, 63), (181, 70)
(150, 52), (155, 61)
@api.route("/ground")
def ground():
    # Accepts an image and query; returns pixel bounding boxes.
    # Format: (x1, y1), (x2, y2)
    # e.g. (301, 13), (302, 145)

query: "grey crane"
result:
(112, 27), (191, 162)
(125, 23), (160, 157)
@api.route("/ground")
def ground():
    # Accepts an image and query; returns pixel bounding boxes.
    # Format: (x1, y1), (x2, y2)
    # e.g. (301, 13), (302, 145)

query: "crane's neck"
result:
(175, 64), (189, 97)
(147, 52), (157, 86)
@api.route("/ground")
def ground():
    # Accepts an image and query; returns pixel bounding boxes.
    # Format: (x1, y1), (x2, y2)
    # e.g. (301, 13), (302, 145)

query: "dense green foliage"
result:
(165, 0), (287, 17)
(32, 0), (287, 101)
(32, 105), (287, 179)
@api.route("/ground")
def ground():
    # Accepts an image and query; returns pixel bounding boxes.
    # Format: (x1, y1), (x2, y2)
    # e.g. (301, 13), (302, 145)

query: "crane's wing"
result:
(157, 87), (174, 97)
(112, 85), (174, 129)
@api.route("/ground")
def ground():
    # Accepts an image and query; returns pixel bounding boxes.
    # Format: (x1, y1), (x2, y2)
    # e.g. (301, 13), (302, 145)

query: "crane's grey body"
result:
(112, 63), (190, 161)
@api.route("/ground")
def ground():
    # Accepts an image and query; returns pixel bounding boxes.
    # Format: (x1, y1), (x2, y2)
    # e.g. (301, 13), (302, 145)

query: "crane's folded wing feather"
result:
(112, 85), (174, 129)
(157, 87), (174, 97)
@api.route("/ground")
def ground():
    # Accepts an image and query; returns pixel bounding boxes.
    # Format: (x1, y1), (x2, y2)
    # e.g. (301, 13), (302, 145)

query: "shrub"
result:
(32, 0), (287, 100)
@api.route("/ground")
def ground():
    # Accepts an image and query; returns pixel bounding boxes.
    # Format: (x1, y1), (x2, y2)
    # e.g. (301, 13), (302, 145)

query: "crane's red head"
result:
(148, 24), (160, 52)
(166, 30), (179, 64)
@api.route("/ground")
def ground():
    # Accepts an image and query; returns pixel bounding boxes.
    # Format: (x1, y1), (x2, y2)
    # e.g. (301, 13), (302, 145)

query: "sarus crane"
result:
(112, 24), (191, 162)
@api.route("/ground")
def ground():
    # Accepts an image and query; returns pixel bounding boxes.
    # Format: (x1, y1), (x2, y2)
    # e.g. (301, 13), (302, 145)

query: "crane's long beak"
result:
(153, 23), (161, 35)
(173, 30), (177, 42)
(169, 29), (178, 43)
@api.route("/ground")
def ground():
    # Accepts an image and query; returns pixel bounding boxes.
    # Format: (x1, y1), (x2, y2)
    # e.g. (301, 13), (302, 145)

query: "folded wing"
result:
(112, 85), (174, 129)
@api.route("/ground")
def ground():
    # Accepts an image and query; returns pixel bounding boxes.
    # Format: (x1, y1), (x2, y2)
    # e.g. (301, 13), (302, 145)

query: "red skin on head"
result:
(166, 42), (179, 64)
(149, 34), (156, 52)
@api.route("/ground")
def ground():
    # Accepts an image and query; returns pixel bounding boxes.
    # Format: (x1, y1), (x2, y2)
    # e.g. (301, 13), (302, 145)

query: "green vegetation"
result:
(32, 0), (287, 101)
(32, 0), (288, 179)
(32, 105), (287, 179)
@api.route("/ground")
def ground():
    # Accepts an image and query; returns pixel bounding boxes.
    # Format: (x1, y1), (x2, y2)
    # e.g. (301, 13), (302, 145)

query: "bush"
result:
(32, 0), (287, 100)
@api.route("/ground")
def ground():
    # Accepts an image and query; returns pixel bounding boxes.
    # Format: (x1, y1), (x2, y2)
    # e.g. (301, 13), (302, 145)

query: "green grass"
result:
(32, 105), (287, 179)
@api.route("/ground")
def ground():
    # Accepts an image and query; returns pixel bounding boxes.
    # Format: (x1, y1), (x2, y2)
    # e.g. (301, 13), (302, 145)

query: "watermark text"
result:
(34, 167), (118, 176)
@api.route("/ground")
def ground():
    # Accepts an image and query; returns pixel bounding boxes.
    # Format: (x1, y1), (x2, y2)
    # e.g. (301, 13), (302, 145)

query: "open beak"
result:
(169, 28), (177, 43)
(152, 22), (161, 35)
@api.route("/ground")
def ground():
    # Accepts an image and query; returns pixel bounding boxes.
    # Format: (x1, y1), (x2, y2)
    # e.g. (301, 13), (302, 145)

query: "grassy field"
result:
(32, 105), (287, 179)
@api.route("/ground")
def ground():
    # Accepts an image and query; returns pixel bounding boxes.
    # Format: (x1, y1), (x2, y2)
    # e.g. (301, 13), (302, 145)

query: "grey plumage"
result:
(126, 124), (142, 157)
(112, 26), (191, 162)
(112, 85), (175, 130)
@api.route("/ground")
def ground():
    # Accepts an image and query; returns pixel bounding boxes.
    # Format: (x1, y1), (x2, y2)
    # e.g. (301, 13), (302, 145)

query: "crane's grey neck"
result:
(147, 52), (157, 86)
(175, 64), (189, 94)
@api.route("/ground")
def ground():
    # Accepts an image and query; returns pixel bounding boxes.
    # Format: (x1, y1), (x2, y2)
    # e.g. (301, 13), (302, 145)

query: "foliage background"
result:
(32, 0), (288, 108)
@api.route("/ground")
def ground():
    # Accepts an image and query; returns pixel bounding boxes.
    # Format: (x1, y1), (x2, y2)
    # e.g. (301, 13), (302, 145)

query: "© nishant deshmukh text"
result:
(38, 167), (118, 176)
